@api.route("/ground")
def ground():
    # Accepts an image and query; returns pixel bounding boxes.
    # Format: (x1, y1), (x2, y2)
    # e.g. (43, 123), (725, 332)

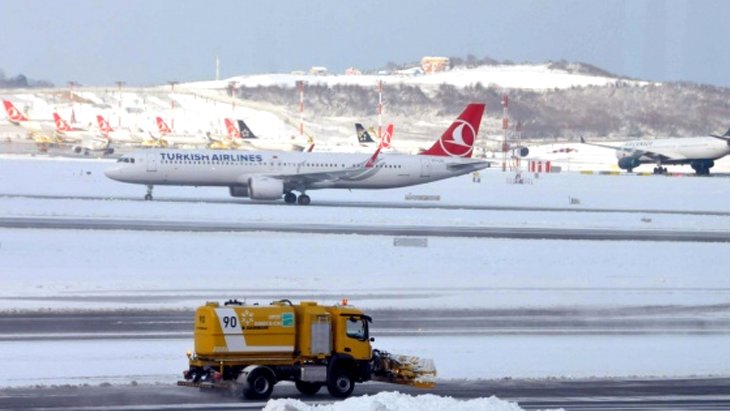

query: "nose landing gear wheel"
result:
(144, 185), (154, 201)
(297, 194), (311, 205)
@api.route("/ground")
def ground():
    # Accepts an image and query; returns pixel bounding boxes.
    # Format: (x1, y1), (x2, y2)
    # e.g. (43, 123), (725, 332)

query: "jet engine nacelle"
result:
(248, 177), (284, 200)
(516, 146), (529, 157)
(229, 185), (249, 197)
(618, 156), (641, 170)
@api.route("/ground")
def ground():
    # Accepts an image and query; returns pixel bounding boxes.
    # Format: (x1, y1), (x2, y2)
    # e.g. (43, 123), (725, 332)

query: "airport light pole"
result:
(115, 81), (125, 127)
(67, 81), (79, 123)
(168, 80), (179, 131)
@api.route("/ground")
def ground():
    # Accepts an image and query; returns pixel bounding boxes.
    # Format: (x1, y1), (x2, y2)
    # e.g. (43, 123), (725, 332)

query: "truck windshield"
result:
(346, 317), (368, 340)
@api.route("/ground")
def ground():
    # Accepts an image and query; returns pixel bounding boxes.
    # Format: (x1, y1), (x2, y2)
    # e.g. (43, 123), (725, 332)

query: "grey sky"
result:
(1, 0), (728, 87)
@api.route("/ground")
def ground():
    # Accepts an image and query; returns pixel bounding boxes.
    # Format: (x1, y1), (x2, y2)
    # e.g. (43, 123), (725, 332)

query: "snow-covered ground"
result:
(1, 155), (729, 392)
(263, 391), (535, 411)
(184, 64), (647, 92)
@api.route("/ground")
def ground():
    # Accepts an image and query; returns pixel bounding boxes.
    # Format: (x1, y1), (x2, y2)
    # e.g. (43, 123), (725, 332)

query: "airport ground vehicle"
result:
(178, 299), (435, 400)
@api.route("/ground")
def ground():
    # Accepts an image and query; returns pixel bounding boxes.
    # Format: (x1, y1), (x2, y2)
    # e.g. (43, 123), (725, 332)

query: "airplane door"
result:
(420, 158), (431, 178)
(146, 152), (157, 172)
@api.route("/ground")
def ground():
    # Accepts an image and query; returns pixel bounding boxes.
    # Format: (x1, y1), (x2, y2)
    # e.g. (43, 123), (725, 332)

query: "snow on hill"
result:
(182, 63), (648, 92)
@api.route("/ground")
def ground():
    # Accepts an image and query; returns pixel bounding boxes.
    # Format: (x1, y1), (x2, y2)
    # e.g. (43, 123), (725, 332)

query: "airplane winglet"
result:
(364, 146), (382, 168)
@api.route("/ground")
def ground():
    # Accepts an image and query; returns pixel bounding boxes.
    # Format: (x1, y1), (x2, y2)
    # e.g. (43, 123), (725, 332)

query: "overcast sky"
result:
(1, 0), (728, 87)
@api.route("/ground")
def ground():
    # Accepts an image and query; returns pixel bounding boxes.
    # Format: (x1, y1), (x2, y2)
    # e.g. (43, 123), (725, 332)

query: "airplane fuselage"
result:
(105, 148), (489, 191)
(618, 137), (730, 164)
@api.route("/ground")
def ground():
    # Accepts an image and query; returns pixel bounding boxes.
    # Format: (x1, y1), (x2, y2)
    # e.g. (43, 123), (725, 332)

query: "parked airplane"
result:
(154, 117), (209, 147)
(53, 112), (113, 155)
(581, 131), (730, 175)
(355, 123), (394, 149)
(96, 115), (156, 146)
(105, 103), (490, 205)
(233, 118), (305, 152)
(2, 100), (58, 146)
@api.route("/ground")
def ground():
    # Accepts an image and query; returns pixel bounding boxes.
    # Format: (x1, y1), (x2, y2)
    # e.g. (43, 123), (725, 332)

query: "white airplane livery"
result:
(105, 103), (490, 204)
(581, 131), (730, 175)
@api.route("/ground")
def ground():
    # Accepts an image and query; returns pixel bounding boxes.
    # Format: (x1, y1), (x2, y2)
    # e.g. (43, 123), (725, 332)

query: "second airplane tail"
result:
(420, 103), (485, 158)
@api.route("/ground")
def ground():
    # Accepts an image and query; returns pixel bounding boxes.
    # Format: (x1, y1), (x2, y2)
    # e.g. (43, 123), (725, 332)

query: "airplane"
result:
(53, 112), (114, 155)
(355, 123), (394, 149)
(105, 103), (491, 205)
(96, 115), (158, 147)
(232, 118), (306, 152)
(580, 131), (730, 175)
(155, 117), (209, 147)
(355, 123), (376, 145)
(2, 100), (58, 147)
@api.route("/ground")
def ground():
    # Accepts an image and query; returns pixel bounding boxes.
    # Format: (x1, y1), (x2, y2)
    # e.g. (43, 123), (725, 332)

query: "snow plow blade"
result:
(371, 350), (437, 388)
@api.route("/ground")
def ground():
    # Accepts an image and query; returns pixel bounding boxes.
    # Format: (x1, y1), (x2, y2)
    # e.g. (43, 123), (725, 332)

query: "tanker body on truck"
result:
(179, 299), (435, 400)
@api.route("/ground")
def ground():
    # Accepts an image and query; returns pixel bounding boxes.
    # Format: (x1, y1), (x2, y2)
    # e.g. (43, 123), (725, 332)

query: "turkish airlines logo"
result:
(439, 120), (475, 157)
(7, 106), (22, 121)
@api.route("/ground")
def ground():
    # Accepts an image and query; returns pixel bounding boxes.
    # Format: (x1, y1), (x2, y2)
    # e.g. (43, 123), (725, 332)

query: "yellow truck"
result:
(178, 299), (436, 400)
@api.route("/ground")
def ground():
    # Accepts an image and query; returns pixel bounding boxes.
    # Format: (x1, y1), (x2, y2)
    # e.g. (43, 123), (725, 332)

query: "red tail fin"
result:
(224, 118), (240, 139)
(380, 123), (394, 149)
(53, 113), (72, 132)
(97, 115), (113, 133)
(420, 103), (485, 158)
(156, 117), (172, 134)
(3, 100), (29, 123)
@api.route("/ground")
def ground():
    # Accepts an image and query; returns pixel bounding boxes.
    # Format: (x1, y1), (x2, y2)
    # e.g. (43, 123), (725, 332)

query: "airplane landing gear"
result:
(297, 194), (311, 205)
(144, 185), (154, 201)
(653, 166), (668, 175)
(284, 192), (297, 204)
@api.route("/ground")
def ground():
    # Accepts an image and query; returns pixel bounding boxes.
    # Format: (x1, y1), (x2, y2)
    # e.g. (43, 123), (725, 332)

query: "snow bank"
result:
(263, 392), (545, 411)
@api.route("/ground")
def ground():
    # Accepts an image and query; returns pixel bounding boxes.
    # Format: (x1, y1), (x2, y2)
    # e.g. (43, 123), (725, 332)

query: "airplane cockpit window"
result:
(117, 157), (136, 164)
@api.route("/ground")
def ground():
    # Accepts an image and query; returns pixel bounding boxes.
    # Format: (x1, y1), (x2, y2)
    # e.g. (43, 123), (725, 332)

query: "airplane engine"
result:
(618, 156), (640, 170)
(248, 177), (284, 200)
(73, 145), (83, 154)
(229, 186), (249, 197)
(516, 146), (529, 157)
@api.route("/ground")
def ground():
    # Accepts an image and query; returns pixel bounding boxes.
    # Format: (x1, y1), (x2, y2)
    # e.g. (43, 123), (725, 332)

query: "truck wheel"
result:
(327, 368), (354, 398)
(295, 381), (322, 396)
(242, 368), (274, 400)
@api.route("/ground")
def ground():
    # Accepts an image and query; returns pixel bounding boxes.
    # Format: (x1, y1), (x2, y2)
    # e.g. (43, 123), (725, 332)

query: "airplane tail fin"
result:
(380, 123), (394, 149)
(3, 100), (29, 123)
(53, 112), (72, 132)
(224, 118), (241, 139)
(97, 115), (113, 133)
(156, 117), (172, 134)
(355, 123), (375, 144)
(237, 119), (258, 139)
(420, 103), (485, 158)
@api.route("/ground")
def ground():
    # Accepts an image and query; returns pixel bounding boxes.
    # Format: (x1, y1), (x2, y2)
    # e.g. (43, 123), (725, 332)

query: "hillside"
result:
(184, 61), (730, 140)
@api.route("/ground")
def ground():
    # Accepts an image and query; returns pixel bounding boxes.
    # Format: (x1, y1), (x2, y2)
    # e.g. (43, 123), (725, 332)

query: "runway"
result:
(4, 192), (730, 216)
(2, 310), (730, 410)
(2, 214), (730, 242)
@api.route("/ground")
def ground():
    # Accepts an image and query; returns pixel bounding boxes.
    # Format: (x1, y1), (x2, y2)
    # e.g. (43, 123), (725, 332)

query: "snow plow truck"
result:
(178, 299), (436, 400)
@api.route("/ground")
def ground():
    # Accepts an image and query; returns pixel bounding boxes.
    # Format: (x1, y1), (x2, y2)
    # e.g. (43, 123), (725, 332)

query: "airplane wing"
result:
(580, 137), (674, 162)
(264, 150), (383, 187)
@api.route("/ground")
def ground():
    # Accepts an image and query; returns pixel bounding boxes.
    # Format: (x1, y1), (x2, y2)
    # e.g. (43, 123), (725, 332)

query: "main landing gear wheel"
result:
(284, 192), (297, 204)
(297, 194), (311, 205)
(653, 167), (668, 175)
(144, 185), (154, 201)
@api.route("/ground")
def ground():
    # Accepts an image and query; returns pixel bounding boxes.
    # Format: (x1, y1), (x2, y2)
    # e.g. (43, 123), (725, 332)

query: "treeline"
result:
(0, 70), (53, 88)
(235, 81), (730, 140)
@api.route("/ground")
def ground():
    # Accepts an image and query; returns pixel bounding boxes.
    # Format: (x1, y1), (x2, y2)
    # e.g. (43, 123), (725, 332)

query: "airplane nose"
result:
(104, 166), (122, 181)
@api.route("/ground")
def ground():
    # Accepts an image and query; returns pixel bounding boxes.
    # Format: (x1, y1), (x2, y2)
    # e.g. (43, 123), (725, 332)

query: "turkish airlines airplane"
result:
(105, 103), (490, 205)
(581, 131), (730, 175)
(96, 115), (151, 146)
(53, 112), (113, 155)
(154, 117), (210, 147)
(2, 99), (58, 145)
